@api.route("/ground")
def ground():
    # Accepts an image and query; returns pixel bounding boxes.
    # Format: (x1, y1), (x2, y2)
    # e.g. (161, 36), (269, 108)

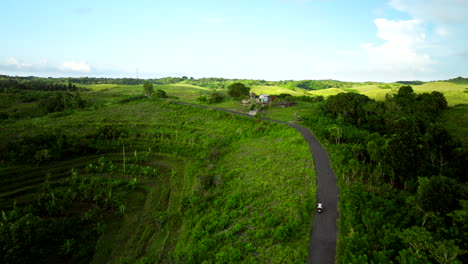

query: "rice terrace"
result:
(2, 0), (468, 263)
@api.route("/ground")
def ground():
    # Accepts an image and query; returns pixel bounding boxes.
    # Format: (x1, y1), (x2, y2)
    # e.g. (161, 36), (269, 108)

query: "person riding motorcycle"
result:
(317, 203), (323, 213)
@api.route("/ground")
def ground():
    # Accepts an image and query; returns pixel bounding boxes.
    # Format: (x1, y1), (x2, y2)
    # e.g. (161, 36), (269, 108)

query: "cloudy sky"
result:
(1, 0), (467, 82)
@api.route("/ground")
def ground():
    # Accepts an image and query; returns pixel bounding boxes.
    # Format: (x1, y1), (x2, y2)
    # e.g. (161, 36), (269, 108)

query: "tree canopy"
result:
(227, 82), (250, 98)
(143, 81), (154, 97)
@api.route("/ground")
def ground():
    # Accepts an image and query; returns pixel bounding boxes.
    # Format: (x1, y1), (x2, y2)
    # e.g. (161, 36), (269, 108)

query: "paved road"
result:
(288, 123), (339, 264)
(174, 102), (339, 263)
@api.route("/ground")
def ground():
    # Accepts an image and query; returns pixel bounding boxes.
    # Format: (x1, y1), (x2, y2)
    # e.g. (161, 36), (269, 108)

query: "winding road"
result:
(175, 102), (339, 263)
(288, 123), (339, 264)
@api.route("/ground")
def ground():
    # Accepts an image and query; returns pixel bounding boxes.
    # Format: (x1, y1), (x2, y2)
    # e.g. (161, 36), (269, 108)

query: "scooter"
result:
(317, 203), (323, 213)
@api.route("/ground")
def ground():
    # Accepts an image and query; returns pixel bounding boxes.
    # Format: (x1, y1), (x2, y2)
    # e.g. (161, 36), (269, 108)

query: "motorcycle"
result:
(317, 203), (323, 213)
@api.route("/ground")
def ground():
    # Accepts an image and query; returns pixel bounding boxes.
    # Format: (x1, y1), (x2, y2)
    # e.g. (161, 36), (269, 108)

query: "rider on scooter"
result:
(317, 202), (323, 213)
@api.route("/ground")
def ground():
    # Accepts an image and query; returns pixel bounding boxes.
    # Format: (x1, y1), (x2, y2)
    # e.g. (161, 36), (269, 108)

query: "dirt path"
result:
(174, 102), (339, 263)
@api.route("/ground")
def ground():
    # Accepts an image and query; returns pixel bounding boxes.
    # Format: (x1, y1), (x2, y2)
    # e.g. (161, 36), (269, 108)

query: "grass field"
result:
(412, 82), (468, 106)
(154, 84), (211, 101)
(1, 98), (316, 263)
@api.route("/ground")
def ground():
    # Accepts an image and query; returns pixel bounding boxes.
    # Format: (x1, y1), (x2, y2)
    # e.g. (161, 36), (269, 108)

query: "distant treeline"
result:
(446, 76), (468, 84)
(396, 80), (426, 85)
(0, 75), (79, 92)
(277, 79), (359, 91)
(2, 74), (466, 90)
(397, 77), (468, 85)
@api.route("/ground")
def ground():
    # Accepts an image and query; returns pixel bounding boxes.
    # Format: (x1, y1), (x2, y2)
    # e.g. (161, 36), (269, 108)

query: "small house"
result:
(259, 94), (270, 104)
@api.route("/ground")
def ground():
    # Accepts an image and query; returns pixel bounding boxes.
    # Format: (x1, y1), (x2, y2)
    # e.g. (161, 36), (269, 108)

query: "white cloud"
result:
(7, 57), (33, 68)
(360, 18), (432, 72)
(1, 57), (48, 72)
(389, 0), (468, 23)
(60, 61), (91, 72)
(0, 58), (93, 75)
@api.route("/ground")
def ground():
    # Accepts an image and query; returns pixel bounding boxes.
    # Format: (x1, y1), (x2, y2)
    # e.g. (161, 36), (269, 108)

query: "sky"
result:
(1, 0), (467, 82)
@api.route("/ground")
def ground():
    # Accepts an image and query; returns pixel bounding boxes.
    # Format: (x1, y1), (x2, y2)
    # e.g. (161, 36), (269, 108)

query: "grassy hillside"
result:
(250, 85), (308, 96)
(412, 81), (468, 106)
(0, 98), (315, 263)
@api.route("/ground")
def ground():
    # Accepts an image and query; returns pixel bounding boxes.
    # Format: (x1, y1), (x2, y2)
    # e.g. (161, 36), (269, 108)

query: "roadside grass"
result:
(210, 99), (249, 112)
(174, 125), (316, 263)
(263, 102), (318, 122)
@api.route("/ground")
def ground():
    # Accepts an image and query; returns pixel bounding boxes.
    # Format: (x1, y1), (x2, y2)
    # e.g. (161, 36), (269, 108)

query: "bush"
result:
(209, 92), (224, 104)
(155, 89), (168, 98)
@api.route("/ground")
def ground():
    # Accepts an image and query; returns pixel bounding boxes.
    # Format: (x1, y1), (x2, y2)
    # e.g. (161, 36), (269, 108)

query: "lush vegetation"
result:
(300, 86), (467, 263)
(0, 85), (315, 263)
(1, 74), (467, 263)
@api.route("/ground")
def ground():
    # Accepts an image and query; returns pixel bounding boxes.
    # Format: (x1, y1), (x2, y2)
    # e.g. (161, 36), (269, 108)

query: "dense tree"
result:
(227, 82), (250, 98)
(143, 81), (154, 97)
(414, 176), (464, 215)
(209, 91), (224, 103)
(323, 92), (373, 126)
(303, 85), (467, 263)
(0, 78), (79, 92)
(41, 92), (85, 113)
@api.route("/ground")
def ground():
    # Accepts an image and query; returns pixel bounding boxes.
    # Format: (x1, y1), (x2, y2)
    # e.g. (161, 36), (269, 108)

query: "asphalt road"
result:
(174, 102), (339, 263)
(288, 124), (339, 264)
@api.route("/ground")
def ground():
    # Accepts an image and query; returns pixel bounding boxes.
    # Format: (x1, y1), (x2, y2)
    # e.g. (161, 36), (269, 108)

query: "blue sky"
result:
(1, 0), (467, 82)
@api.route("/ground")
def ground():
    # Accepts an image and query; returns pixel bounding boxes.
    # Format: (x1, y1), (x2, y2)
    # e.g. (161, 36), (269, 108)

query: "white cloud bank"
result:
(4, 57), (48, 70)
(59, 61), (91, 73)
(0, 58), (93, 76)
(360, 18), (432, 73)
(347, 0), (468, 81)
